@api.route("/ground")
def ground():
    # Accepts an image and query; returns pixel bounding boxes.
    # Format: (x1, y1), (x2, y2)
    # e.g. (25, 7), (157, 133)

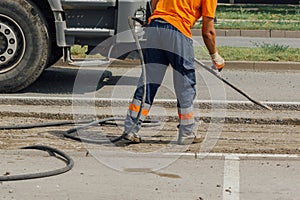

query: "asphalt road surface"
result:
(9, 62), (298, 104)
(0, 57), (299, 200)
(1, 149), (300, 200)
(0, 108), (299, 200)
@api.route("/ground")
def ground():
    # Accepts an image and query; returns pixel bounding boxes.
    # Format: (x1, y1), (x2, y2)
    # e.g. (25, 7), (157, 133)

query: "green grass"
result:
(193, 4), (300, 30)
(252, 42), (289, 53)
(194, 44), (300, 62)
(73, 45), (300, 62)
(70, 45), (88, 58)
(216, 46), (300, 62)
(216, 5), (300, 21)
(194, 45), (300, 62)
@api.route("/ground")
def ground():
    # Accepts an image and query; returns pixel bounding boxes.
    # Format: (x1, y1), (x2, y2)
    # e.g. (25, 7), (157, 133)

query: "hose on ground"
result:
(0, 145), (74, 182)
(0, 120), (90, 130)
(0, 16), (151, 182)
(0, 118), (160, 130)
(64, 117), (160, 144)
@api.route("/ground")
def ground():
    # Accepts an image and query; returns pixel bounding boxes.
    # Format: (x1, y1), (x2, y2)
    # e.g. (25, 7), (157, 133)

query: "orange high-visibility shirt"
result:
(149, 0), (217, 38)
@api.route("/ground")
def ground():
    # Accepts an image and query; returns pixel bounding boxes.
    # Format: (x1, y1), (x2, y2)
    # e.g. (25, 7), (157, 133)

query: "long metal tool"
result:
(194, 58), (272, 111)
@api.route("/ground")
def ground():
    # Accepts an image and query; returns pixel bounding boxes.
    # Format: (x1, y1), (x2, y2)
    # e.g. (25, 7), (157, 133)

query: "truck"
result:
(0, 0), (150, 92)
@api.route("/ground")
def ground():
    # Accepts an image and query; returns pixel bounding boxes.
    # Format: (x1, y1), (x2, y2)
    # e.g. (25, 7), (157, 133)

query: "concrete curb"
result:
(192, 29), (300, 38)
(56, 59), (300, 71)
(0, 96), (299, 110)
(225, 61), (300, 71)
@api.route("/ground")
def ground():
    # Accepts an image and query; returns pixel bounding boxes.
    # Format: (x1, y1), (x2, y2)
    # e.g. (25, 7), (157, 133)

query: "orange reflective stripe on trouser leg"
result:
(178, 112), (194, 125)
(178, 112), (193, 120)
(178, 106), (194, 125)
(129, 103), (149, 116)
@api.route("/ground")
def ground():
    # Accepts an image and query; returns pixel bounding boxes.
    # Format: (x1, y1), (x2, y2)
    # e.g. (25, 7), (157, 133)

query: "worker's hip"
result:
(145, 19), (195, 70)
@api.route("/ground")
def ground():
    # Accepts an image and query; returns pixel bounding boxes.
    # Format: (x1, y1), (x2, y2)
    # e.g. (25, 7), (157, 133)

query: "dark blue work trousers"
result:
(124, 19), (196, 137)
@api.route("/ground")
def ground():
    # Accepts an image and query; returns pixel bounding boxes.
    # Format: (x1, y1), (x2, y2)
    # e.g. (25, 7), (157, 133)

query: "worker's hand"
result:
(211, 52), (225, 72)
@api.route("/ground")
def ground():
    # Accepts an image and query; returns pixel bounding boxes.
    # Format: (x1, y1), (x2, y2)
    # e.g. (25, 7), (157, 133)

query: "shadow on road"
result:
(19, 66), (138, 94)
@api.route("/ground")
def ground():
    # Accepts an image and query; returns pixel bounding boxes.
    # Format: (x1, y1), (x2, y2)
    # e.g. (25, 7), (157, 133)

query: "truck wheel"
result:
(0, 0), (49, 92)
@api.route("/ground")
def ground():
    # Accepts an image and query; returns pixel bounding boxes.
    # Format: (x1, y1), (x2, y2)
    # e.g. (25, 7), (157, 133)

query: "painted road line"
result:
(1, 97), (298, 118)
(90, 151), (300, 159)
(0, 96), (299, 106)
(223, 155), (240, 200)
(158, 152), (300, 159)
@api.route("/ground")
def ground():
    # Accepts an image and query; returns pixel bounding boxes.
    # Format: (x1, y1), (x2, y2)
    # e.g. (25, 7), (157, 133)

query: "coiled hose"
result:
(0, 145), (74, 182)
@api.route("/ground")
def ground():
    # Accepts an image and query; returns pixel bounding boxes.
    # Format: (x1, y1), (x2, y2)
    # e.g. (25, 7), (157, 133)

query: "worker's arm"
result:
(202, 16), (225, 71)
(151, 0), (159, 11)
(202, 16), (217, 54)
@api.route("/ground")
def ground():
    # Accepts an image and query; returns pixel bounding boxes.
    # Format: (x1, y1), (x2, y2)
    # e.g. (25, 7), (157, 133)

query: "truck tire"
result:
(0, 0), (49, 92)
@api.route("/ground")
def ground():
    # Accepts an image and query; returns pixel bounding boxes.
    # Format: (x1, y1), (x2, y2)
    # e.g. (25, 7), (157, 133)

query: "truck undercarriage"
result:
(0, 0), (149, 92)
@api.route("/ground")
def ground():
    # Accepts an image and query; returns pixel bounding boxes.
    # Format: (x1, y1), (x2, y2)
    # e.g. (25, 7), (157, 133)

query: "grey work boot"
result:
(177, 133), (202, 145)
(123, 132), (142, 143)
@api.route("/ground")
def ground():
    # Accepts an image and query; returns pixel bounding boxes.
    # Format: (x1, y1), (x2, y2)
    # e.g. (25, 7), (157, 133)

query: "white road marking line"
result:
(0, 96), (299, 106)
(159, 152), (300, 159)
(223, 155), (240, 200)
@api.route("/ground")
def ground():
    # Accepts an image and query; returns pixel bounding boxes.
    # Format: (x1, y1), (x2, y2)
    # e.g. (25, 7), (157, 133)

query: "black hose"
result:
(0, 118), (160, 130)
(0, 17), (153, 153)
(0, 145), (74, 182)
(99, 16), (148, 143)
(64, 117), (160, 144)
(64, 117), (122, 144)
(0, 120), (91, 130)
(121, 16), (148, 134)
(0, 16), (153, 182)
(0, 117), (160, 145)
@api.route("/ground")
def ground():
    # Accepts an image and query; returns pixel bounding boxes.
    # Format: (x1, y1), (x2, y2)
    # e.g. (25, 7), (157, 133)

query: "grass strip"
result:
(72, 45), (300, 62)
(217, 46), (300, 62)
(216, 4), (300, 21)
(193, 4), (300, 30)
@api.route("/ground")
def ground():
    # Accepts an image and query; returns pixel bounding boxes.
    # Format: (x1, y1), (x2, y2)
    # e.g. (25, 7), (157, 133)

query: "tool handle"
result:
(194, 58), (272, 111)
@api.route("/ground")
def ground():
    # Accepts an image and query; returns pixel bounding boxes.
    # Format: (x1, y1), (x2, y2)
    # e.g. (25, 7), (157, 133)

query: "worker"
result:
(122, 0), (225, 145)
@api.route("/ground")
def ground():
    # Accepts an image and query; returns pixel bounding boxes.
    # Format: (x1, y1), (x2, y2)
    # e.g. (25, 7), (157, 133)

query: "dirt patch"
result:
(0, 116), (299, 154)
